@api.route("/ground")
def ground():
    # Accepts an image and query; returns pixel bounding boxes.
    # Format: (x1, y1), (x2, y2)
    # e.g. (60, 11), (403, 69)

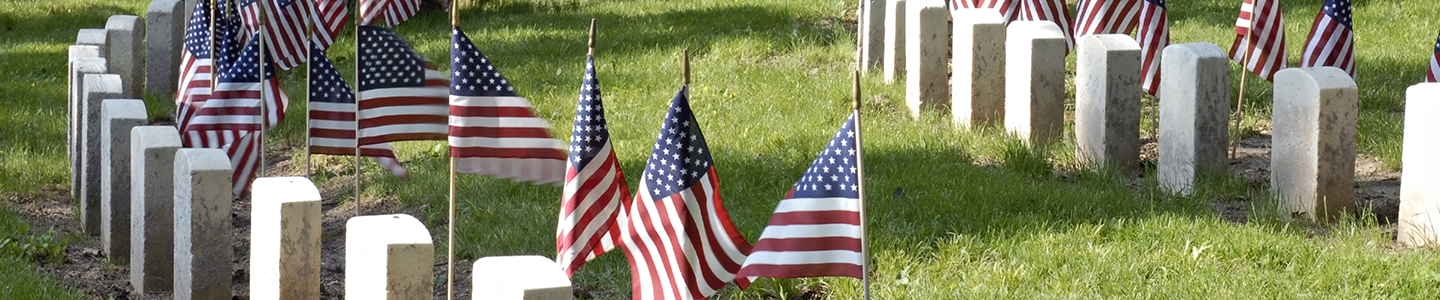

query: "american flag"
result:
(1073, 0), (1140, 37)
(1429, 31), (1440, 83)
(448, 26), (566, 183)
(308, 43), (408, 177)
(952, 0), (1021, 24)
(1299, 0), (1354, 77)
(239, 0), (309, 70)
(185, 37), (290, 196)
(1229, 0), (1287, 81)
(311, 0), (348, 51)
(357, 25), (449, 144)
(616, 87), (753, 300)
(556, 56), (630, 276)
(359, 0), (420, 27)
(737, 112), (865, 280)
(1136, 0), (1169, 95)
(176, 0), (220, 136)
(1021, 0), (1077, 53)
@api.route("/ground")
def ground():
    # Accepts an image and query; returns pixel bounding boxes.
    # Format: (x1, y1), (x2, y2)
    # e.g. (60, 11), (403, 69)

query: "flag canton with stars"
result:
(569, 56), (610, 169)
(1323, 0), (1351, 28)
(791, 114), (860, 199)
(218, 39), (275, 84)
(182, 0), (212, 57)
(309, 44), (354, 104)
(642, 88), (714, 199)
(1433, 32), (1440, 53)
(358, 26), (432, 91)
(1146, 0), (1164, 8)
(450, 27), (519, 97)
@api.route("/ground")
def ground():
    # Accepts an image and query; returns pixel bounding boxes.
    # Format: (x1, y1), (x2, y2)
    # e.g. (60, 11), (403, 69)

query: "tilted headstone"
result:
(251, 177), (322, 299)
(472, 256), (572, 300)
(952, 8), (1006, 129)
(881, 0), (906, 82)
(346, 214), (434, 299)
(130, 126), (182, 292)
(1074, 34), (1142, 171)
(68, 51), (105, 200)
(76, 28), (108, 56)
(1157, 42), (1230, 195)
(1400, 83), (1440, 247)
(859, 0), (886, 71)
(101, 99), (148, 259)
(146, 0), (184, 96)
(1272, 67), (1357, 221)
(106, 15), (145, 98)
(173, 149), (233, 300)
(1004, 21), (1066, 144)
(81, 74), (124, 235)
(904, 0), (949, 118)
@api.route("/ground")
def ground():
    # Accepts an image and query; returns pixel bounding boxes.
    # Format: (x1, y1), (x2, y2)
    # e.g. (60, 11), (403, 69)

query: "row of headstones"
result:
(860, 5), (1360, 220)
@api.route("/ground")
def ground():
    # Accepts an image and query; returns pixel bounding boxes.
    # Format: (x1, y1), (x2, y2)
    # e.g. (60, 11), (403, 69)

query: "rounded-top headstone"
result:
(106, 15), (144, 98)
(1272, 66), (1357, 222)
(346, 214), (434, 299)
(77, 28), (108, 56)
(1400, 83), (1440, 247)
(251, 177), (322, 299)
(472, 256), (572, 300)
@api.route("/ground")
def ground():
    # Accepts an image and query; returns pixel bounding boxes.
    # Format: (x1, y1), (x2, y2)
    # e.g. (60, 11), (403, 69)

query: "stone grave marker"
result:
(106, 15), (145, 98)
(1004, 21), (1066, 144)
(1075, 34), (1141, 170)
(251, 177), (322, 299)
(146, 0), (184, 96)
(69, 51), (105, 200)
(859, 0), (886, 71)
(1157, 42), (1230, 195)
(130, 125), (182, 292)
(1272, 67), (1357, 221)
(904, 0), (949, 118)
(82, 74), (124, 235)
(173, 149), (232, 300)
(1400, 83), (1440, 247)
(347, 214), (434, 299)
(952, 8), (1006, 129)
(101, 99), (148, 259)
(882, 0), (906, 82)
(472, 256), (572, 300)
(77, 28), (108, 56)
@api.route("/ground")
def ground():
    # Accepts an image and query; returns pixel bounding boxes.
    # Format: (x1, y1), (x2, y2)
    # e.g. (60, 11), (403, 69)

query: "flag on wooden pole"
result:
(308, 43), (408, 177)
(357, 25), (450, 144)
(1299, 0), (1355, 77)
(311, 0), (348, 51)
(1229, 0), (1287, 81)
(556, 54), (630, 276)
(184, 37), (290, 196)
(1136, 0), (1169, 95)
(448, 26), (566, 183)
(240, 0), (309, 70)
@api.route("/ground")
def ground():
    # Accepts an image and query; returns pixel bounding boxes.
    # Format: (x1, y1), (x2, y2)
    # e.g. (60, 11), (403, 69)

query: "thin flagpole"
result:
(851, 71), (870, 300)
(257, 0), (268, 179)
(1229, 6), (1257, 160)
(447, 2), (460, 300)
(208, 0), (217, 100)
(683, 49), (690, 87)
(353, 0), (362, 217)
(304, 0), (314, 178)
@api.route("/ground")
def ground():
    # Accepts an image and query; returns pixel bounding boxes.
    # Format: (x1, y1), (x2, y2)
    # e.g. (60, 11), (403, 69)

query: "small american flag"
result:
(360, 0), (420, 27)
(1299, 0), (1355, 77)
(239, 0), (308, 70)
(1429, 31), (1440, 83)
(448, 26), (566, 183)
(358, 25), (449, 144)
(176, 0), (220, 137)
(1229, 0), (1288, 81)
(311, 0), (348, 51)
(1136, 0), (1169, 95)
(738, 112), (865, 280)
(308, 43), (408, 177)
(185, 37), (290, 196)
(616, 87), (753, 300)
(1073, 0), (1140, 37)
(953, 0), (1021, 24)
(556, 55), (630, 276)
(1021, 0), (1077, 53)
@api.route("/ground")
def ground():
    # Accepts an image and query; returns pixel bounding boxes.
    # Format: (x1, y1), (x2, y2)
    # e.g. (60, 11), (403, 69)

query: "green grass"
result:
(3, 0), (1440, 298)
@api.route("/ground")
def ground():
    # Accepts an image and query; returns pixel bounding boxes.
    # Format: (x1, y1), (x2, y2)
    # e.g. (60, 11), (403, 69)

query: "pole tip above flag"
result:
(852, 71), (861, 111)
(682, 49), (691, 86)
(587, 19), (597, 54)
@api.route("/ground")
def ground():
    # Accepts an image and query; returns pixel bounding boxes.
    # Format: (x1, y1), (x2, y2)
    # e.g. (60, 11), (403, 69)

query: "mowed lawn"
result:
(3, 0), (1440, 298)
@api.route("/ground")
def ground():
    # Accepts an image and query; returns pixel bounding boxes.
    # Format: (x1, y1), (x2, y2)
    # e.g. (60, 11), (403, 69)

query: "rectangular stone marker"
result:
(1272, 67), (1358, 222)
(107, 15), (145, 98)
(69, 51), (105, 200)
(146, 0), (184, 96)
(952, 8), (1006, 129)
(82, 74), (124, 236)
(347, 214), (434, 299)
(472, 256), (571, 300)
(251, 177), (322, 299)
(1158, 42), (1230, 195)
(130, 126), (182, 292)
(904, 0), (949, 118)
(1075, 34), (1142, 171)
(1400, 83), (1440, 247)
(881, 0), (906, 83)
(101, 99), (149, 259)
(77, 28), (109, 56)
(1004, 21), (1067, 144)
(859, 0), (886, 71)
(183, 0), (199, 26)
(173, 149), (233, 300)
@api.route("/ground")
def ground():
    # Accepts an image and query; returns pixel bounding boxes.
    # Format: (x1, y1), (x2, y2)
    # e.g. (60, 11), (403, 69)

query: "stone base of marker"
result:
(346, 214), (434, 299)
(146, 0), (184, 96)
(1400, 83), (1440, 247)
(472, 256), (572, 300)
(251, 177), (322, 299)
(106, 15), (144, 99)
(952, 8), (1006, 129)
(859, 0), (885, 71)
(82, 74), (124, 236)
(69, 51), (105, 200)
(131, 126), (182, 292)
(1074, 34), (1141, 171)
(101, 99), (148, 259)
(881, 0), (906, 83)
(174, 149), (233, 300)
(1004, 21), (1066, 144)
(904, 0), (949, 118)
(1272, 67), (1357, 222)
(1157, 43), (1230, 195)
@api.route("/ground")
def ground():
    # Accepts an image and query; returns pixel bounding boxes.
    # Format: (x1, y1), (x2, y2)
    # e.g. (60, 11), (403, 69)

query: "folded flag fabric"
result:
(1073, 0), (1140, 36)
(1136, 0), (1169, 95)
(1229, 0), (1288, 81)
(1299, 0), (1355, 77)
(556, 55), (630, 276)
(448, 26), (566, 183)
(359, 0), (420, 27)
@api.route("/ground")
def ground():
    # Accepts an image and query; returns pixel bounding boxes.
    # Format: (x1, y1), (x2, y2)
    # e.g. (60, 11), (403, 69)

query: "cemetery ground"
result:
(3, 0), (1440, 298)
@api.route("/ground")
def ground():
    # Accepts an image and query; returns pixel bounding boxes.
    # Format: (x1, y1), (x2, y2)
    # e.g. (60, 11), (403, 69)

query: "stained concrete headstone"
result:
(101, 99), (148, 259)
(173, 149), (232, 300)
(904, 0), (949, 118)
(1074, 34), (1142, 170)
(1272, 67), (1357, 222)
(250, 177), (322, 299)
(952, 8), (1006, 129)
(1400, 83), (1440, 247)
(77, 28), (109, 56)
(146, 0), (184, 96)
(106, 15), (145, 98)
(130, 126), (181, 292)
(859, 0), (886, 71)
(1157, 42), (1230, 195)
(881, 0), (906, 82)
(1004, 21), (1067, 144)
(69, 51), (105, 200)
(472, 256), (572, 300)
(346, 214), (434, 299)
(81, 74), (124, 235)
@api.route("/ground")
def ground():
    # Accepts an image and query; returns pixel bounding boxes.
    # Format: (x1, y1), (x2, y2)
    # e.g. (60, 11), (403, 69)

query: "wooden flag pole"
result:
(683, 49), (691, 87)
(257, 0), (268, 179)
(1229, 13), (1258, 160)
(852, 71), (871, 300)
(353, 0), (363, 218)
(304, 0), (315, 178)
(447, 3), (459, 300)
(588, 19), (596, 57)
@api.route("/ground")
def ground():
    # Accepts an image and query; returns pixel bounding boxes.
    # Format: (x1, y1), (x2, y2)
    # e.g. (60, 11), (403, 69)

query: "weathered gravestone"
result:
(106, 15), (145, 99)
(347, 214), (434, 299)
(1074, 34), (1141, 170)
(101, 99), (148, 259)
(1400, 83), (1440, 247)
(904, 0), (949, 118)
(1272, 67), (1357, 222)
(251, 177), (322, 299)
(69, 51), (105, 200)
(182, 0), (199, 26)
(881, 0), (905, 82)
(77, 28), (108, 56)
(472, 256), (572, 300)
(130, 126), (182, 292)
(82, 74), (124, 235)
(1004, 21), (1066, 144)
(952, 8), (1006, 129)
(1157, 43), (1230, 195)
(173, 149), (232, 300)
(859, 0), (886, 71)
(146, 0), (184, 96)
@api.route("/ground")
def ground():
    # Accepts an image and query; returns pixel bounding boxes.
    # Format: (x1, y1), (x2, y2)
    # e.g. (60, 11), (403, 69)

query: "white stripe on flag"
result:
(740, 250), (864, 266)
(773, 197), (862, 213)
(753, 224), (864, 239)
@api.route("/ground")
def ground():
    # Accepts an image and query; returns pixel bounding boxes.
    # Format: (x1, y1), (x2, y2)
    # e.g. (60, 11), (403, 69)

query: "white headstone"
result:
(251, 177), (322, 299)
(1075, 34), (1142, 170)
(1157, 43), (1230, 195)
(472, 256), (572, 300)
(101, 99), (148, 259)
(130, 126), (182, 292)
(76, 28), (109, 56)
(146, 0), (184, 96)
(69, 51), (105, 200)
(881, 0), (906, 83)
(904, 0), (949, 118)
(82, 74), (124, 235)
(1272, 67), (1357, 221)
(1400, 83), (1440, 247)
(1004, 21), (1067, 144)
(106, 15), (145, 98)
(346, 214), (434, 299)
(173, 149), (233, 300)
(859, 0), (886, 71)
(952, 8), (1006, 129)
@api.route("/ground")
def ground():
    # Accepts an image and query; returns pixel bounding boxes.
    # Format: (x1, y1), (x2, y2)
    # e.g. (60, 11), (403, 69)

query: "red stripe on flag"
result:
(752, 237), (863, 252)
(766, 210), (862, 226)
(732, 263), (863, 279)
